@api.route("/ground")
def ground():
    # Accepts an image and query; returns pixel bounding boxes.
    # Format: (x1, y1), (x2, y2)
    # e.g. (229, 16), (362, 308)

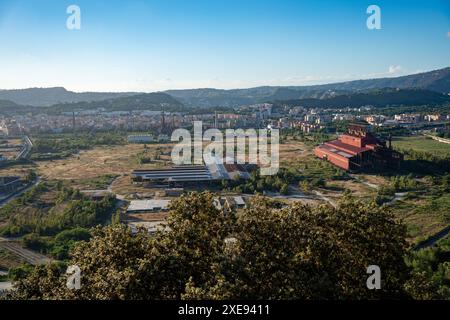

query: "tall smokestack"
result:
(161, 109), (165, 134)
(72, 111), (76, 133)
(214, 111), (218, 129)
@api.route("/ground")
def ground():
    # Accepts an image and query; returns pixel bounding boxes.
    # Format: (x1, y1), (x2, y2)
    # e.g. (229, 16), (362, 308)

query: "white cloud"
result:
(447, 31), (450, 38)
(388, 65), (403, 74)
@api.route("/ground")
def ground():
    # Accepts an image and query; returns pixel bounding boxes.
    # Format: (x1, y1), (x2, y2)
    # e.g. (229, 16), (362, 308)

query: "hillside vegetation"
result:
(8, 192), (420, 300)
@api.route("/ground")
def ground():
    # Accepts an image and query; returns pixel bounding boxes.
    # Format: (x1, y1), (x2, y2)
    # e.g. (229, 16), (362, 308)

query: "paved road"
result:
(413, 226), (450, 251)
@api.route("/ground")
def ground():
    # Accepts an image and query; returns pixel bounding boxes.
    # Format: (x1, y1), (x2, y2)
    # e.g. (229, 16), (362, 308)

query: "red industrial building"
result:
(314, 124), (402, 172)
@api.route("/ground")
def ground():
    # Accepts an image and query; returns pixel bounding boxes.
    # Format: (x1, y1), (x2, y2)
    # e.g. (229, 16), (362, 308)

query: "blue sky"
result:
(0, 0), (449, 92)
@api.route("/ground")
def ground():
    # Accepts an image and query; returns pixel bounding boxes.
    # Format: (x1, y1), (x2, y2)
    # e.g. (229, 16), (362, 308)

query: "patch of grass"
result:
(296, 156), (349, 182)
(406, 224), (421, 239)
(392, 135), (450, 156)
(391, 191), (450, 243)
(71, 174), (118, 190)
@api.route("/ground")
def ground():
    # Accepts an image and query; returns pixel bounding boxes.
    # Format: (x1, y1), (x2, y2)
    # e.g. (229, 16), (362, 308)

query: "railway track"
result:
(0, 238), (52, 265)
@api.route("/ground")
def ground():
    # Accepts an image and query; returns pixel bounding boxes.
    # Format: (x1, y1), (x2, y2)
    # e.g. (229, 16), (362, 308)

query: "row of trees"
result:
(436, 132), (450, 139)
(397, 149), (450, 176)
(221, 171), (291, 195)
(376, 174), (419, 199)
(7, 192), (440, 300)
(222, 162), (347, 196)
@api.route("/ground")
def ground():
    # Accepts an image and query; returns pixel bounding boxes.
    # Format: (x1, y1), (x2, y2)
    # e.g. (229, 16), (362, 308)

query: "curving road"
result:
(413, 226), (450, 251)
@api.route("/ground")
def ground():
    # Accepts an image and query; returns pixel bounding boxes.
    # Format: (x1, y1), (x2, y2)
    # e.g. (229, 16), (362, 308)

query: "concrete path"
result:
(312, 190), (337, 208)
(348, 174), (379, 190)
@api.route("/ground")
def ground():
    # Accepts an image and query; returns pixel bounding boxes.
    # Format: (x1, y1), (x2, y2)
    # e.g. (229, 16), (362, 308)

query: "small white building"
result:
(232, 196), (246, 208)
(127, 199), (171, 213)
(213, 196), (247, 211)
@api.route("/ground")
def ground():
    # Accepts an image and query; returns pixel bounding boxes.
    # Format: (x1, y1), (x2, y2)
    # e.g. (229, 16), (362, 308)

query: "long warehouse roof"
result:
(132, 165), (213, 181)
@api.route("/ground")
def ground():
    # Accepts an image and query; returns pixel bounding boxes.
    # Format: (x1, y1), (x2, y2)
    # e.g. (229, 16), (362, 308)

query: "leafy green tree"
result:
(8, 192), (431, 300)
(186, 195), (410, 299)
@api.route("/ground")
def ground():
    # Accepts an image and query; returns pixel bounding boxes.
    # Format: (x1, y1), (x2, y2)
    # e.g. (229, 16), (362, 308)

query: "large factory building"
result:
(314, 123), (402, 172)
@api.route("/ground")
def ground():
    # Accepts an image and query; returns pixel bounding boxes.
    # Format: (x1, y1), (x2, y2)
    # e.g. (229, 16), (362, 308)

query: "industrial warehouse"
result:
(314, 123), (403, 172)
(131, 161), (251, 186)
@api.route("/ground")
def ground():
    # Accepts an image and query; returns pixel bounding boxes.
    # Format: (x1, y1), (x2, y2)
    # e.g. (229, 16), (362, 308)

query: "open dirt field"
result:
(111, 175), (163, 195)
(0, 165), (35, 179)
(279, 140), (311, 166)
(35, 143), (174, 180)
(2, 137), (310, 178)
(357, 174), (388, 187)
(321, 179), (376, 199)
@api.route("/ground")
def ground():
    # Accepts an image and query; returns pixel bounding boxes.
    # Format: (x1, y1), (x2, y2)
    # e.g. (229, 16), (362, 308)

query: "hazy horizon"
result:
(0, 0), (449, 92)
(1, 66), (449, 94)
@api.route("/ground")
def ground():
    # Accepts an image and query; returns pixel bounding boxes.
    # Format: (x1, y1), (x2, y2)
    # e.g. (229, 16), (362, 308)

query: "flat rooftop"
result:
(132, 165), (213, 182)
(127, 199), (171, 212)
(133, 162), (250, 183)
(324, 140), (370, 155)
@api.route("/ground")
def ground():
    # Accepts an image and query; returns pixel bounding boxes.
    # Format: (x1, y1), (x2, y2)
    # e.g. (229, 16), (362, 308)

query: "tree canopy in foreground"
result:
(7, 192), (438, 300)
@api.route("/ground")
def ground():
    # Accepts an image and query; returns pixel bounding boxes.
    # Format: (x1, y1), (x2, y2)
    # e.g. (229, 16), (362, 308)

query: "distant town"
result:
(1, 68), (450, 300)
(1, 102), (449, 136)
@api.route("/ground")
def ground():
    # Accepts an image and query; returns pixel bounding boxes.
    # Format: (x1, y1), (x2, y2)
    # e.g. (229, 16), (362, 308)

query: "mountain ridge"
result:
(0, 87), (139, 107)
(165, 67), (450, 107)
(1, 67), (449, 108)
(0, 92), (184, 114)
(272, 88), (450, 109)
